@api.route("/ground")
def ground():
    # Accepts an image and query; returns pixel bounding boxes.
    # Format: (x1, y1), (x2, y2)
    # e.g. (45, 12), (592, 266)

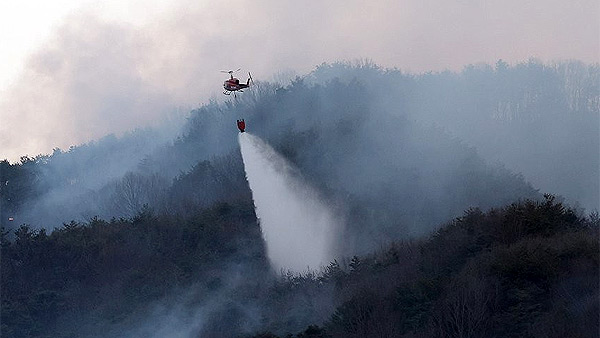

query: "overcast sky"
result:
(1, 0), (598, 162)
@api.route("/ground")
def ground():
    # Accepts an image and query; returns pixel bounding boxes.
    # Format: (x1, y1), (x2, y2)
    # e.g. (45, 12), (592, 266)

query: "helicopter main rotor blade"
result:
(221, 69), (241, 74)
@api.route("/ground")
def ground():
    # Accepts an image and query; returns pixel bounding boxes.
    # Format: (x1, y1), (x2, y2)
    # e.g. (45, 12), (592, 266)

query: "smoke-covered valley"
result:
(1, 60), (598, 337)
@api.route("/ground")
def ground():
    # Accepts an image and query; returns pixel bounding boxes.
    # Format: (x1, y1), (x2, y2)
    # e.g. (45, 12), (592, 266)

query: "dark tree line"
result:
(4, 193), (595, 337)
(1, 200), (268, 337)
(250, 195), (599, 338)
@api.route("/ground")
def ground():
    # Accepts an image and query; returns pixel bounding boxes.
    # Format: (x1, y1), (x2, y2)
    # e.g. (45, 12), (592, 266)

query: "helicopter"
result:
(222, 69), (253, 96)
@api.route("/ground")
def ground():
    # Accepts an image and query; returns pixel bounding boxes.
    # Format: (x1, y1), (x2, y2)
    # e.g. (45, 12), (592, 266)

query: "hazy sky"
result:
(1, 0), (598, 161)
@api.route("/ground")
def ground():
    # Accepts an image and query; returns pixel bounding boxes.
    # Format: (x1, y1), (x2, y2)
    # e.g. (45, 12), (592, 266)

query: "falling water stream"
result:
(239, 133), (338, 272)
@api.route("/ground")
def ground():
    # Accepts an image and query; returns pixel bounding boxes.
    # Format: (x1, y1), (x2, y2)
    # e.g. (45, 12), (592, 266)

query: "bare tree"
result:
(433, 269), (498, 338)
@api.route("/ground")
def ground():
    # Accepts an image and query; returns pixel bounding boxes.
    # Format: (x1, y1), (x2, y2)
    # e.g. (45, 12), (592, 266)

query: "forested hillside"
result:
(1, 60), (598, 337)
(250, 195), (599, 338)
(3, 195), (597, 337)
(2, 201), (269, 337)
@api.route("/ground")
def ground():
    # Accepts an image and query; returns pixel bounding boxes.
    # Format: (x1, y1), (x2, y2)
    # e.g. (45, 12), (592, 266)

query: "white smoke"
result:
(239, 133), (339, 272)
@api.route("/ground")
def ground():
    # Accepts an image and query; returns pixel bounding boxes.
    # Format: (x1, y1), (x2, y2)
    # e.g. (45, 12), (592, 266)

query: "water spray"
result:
(238, 132), (338, 272)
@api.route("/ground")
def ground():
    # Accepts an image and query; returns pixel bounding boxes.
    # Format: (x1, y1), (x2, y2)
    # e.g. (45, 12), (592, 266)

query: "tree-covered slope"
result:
(1, 200), (268, 337)
(1, 60), (597, 337)
(251, 195), (599, 338)
(3, 194), (596, 337)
